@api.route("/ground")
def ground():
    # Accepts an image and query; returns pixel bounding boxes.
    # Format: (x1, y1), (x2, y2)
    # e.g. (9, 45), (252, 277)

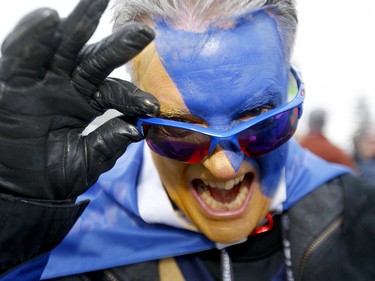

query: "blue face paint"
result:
(154, 11), (290, 196)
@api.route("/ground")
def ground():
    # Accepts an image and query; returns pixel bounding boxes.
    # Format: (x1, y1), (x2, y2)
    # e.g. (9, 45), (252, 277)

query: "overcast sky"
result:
(1, 0), (375, 151)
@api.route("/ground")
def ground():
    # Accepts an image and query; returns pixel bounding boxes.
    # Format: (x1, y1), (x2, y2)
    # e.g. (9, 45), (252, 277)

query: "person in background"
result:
(299, 108), (356, 169)
(0, 0), (375, 280)
(353, 126), (375, 182)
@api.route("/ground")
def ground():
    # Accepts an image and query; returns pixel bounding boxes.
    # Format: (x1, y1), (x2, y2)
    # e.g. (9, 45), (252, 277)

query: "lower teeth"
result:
(198, 185), (248, 211)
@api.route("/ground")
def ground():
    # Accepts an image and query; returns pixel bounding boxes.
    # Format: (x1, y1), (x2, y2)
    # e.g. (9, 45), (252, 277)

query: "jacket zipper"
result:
(103, 269), (120, 281)
(296, 216), (343, 281)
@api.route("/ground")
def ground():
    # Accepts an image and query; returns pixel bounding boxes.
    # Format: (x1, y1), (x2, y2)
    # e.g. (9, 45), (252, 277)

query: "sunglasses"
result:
(137, 67), (305, 164)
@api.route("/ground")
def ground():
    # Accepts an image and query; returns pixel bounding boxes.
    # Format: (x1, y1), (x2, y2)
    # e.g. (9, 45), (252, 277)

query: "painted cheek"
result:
(248, 144), (288, 197)
(151, 153), (191, 214)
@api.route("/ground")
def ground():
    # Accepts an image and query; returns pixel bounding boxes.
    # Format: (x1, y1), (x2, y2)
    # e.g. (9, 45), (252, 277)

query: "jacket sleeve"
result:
(0, 194), (88, 278)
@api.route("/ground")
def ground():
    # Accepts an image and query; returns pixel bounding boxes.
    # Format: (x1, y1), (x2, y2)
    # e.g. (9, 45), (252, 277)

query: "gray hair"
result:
(111, 0), (297, 61)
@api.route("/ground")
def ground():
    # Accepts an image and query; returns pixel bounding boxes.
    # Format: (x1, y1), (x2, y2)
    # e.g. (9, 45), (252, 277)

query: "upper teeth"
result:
(202, 174), (245, 190)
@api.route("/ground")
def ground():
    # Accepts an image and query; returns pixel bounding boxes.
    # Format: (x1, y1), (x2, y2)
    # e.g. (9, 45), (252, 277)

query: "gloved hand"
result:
(0, 0), (159, 200)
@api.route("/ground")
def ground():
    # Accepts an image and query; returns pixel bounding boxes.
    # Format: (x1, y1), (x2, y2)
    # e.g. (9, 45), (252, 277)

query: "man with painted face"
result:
(1, 0), (375, 280)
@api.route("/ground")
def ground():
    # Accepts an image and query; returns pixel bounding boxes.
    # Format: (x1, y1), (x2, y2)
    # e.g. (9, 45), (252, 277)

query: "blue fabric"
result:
(41, 140), (349, 279)
(283, 140), (351, 209)
(1, 253), (49, 281)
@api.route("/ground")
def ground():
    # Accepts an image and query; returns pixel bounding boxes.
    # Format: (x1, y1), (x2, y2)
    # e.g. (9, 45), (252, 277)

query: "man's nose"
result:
(203, 142), (245, 178)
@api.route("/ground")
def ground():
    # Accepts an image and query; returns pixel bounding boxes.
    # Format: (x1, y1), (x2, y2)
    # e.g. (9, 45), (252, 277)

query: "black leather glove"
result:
(0, 0), (159, 200)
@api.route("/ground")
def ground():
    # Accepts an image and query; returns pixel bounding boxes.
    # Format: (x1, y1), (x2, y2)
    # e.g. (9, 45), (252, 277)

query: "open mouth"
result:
(192, 173), (254, 213)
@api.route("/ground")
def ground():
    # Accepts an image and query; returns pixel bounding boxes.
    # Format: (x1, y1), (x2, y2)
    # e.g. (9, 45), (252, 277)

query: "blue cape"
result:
(41, 140), (350, 279)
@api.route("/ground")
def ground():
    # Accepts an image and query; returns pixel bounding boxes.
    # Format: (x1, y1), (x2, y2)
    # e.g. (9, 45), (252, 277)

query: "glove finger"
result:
(89, 77), (160, 116)
(0, 8), (60, 85)
(51, 0), (109, 73)
(80, 117), (142, 191)
(71, 23), (154, 97)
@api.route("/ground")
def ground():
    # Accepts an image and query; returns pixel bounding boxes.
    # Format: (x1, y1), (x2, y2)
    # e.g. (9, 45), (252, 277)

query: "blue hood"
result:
(42, 140), (350, 279)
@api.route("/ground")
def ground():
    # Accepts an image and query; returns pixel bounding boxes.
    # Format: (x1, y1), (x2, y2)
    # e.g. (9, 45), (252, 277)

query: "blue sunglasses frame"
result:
(137, 67), (305, 160)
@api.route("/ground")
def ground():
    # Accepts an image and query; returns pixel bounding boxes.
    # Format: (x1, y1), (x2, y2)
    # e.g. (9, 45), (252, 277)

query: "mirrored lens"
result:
(142, 124), (211, 163)
(237, 107), (299, 157)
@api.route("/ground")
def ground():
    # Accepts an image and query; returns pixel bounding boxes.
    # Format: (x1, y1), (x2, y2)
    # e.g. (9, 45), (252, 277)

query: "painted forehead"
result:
(154, 11), (289, 125)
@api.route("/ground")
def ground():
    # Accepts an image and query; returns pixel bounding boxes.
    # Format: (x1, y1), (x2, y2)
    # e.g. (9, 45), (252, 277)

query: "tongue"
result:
(208, 184), (241, 203)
